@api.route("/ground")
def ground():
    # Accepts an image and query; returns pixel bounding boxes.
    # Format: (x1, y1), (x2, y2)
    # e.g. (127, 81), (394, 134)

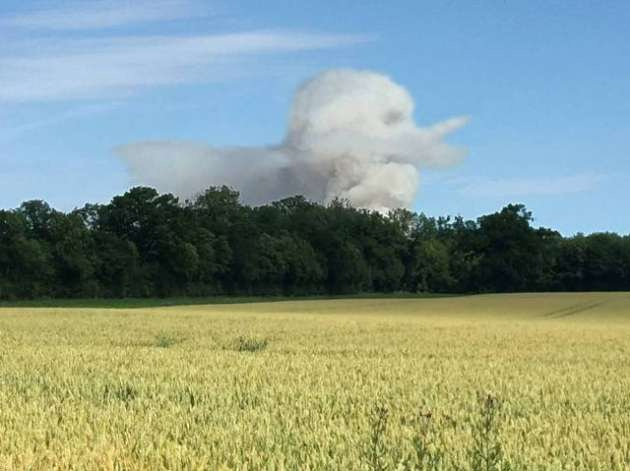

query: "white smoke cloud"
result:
(116, 69), (468, 211)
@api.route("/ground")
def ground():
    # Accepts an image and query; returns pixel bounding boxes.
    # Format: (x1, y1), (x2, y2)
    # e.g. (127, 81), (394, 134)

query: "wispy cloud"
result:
(0, 31), (370, 103)
(447, 173), (607, 198)
(0, 0), (371, 103)
(0, 103), (120, 143)
(1, 0), (203, 30)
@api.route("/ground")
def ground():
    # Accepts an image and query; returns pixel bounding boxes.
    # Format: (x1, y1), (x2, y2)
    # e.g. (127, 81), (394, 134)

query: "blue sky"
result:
(1, 0), (629, 235)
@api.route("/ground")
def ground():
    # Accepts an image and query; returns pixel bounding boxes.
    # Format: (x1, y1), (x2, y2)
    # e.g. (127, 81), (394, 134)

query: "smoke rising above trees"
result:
(117, 69), (468, 212)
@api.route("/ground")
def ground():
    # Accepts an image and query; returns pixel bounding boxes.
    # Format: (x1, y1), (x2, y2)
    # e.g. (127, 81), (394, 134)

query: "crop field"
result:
(0, 293), (629, 470)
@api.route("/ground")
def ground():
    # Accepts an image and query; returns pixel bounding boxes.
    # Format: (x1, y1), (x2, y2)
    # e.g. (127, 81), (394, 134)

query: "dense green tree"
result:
(0, 210), (51, 298)
(407, 238), (454, 292)
(472, 204), (545, 292)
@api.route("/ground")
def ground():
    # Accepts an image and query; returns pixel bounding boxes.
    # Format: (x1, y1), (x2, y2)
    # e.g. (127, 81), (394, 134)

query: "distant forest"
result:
(0, 186), (628, 299)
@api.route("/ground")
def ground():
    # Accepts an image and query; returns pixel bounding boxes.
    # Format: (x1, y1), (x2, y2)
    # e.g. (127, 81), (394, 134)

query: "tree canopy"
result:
(0, 187), (628, 299)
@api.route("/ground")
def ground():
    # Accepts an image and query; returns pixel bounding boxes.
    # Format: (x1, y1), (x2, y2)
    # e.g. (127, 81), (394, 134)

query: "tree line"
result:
(0, 186), (628, 299)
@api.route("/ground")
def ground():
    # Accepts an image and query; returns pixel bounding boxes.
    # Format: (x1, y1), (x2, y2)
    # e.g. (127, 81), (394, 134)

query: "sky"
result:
(1, 0), (629, 235)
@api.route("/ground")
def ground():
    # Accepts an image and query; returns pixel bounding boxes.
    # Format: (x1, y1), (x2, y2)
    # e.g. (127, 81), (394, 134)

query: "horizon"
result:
(2, 1), (629, 236)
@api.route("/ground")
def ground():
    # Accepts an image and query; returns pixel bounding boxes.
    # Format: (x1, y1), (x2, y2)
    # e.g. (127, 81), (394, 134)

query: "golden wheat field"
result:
(1, 293), (629, 470)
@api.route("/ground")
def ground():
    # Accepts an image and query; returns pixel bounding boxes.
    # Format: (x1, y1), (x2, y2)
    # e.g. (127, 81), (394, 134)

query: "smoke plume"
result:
(116, 69), (468, 211)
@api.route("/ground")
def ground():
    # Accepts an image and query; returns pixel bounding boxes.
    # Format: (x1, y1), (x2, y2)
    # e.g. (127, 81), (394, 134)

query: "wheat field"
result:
(0, 293), (629, 470)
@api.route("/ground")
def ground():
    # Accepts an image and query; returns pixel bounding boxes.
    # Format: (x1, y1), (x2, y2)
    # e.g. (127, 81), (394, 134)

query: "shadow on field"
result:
(0, 293), (458, 309)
